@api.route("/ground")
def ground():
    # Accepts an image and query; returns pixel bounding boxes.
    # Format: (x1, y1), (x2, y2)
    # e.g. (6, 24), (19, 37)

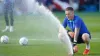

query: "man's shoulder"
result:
(64, 17), (68, 19)
(64, 17), (68, 20)
(74, 15), (82, 21)
(74, 15), (81, 19)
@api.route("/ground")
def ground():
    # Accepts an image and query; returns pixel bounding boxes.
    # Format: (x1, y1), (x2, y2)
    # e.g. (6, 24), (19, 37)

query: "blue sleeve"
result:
(75, 18), (81, 28)
(62, 18), (67, 28)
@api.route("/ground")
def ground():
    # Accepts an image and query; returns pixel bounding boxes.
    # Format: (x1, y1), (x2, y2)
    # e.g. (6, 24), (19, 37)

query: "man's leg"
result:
(82, 33), (91, 55)
(9, 4), (14, 32)
(2, 8), (9, 32)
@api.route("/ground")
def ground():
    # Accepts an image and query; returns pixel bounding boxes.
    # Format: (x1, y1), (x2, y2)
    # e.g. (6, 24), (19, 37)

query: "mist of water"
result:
(14, 0), (73, 55)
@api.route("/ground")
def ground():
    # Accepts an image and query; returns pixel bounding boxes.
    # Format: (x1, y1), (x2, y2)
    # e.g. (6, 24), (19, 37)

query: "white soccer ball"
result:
(0, 35), (9, 44)
(19, 37), (28, 45)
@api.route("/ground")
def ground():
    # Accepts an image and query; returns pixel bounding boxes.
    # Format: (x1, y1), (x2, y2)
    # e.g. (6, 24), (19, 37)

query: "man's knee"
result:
(82, 33), (90, 42)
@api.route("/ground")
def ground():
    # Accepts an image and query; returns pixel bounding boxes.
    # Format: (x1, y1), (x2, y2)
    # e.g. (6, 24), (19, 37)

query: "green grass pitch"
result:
(0, 12), (100, 56)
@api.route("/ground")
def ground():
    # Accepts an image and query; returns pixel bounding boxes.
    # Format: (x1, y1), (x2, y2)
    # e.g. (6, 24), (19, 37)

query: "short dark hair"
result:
(66, 7), (74, 11)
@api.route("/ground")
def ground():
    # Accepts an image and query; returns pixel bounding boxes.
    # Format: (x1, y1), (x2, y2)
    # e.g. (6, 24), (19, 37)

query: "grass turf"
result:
(0, 12), (100, 56)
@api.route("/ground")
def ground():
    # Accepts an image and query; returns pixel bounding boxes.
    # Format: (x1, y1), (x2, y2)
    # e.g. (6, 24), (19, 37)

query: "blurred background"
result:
(37, 0), (100, 12)
(0, 0), (100, 15)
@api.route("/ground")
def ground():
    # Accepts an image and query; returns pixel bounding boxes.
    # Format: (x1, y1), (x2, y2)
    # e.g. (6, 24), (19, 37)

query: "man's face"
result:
(65, 10), (74, 20)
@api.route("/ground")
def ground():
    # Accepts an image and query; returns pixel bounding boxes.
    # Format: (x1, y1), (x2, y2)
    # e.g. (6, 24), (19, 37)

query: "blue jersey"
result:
(63, 15), (90, 35)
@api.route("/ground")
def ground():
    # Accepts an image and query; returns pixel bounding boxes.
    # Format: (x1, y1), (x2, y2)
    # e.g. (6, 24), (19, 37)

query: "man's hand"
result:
(74, 27), (80, 44)
(73, 45), (78, 53)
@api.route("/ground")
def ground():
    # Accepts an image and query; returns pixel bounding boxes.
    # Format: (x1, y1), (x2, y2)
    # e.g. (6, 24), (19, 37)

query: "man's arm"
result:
(73, 18), (81, 46)
(63, 18), (67, 28)
(73, 27), (80, 45)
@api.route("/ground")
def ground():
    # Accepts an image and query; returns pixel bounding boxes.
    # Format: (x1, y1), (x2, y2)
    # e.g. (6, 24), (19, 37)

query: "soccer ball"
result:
(0, 35), (9, 44)
(19, 37), (28, 45)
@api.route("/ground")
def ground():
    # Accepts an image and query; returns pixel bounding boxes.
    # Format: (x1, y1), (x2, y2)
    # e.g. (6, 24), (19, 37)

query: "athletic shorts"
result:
(68, 32), (91, 44)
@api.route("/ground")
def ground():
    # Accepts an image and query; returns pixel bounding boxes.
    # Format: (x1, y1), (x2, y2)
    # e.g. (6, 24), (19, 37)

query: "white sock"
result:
(2, 26), (9, 32)
(6, 26), (9, 29)
(9, 26), (14, 32)
(3, 26), (9, 30)
(86, 37), (90, 50)
(86, 42), (90, 50)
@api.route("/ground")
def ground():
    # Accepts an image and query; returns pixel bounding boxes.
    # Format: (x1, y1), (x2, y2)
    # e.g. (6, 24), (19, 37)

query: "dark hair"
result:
(66, 7), (74, 11)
